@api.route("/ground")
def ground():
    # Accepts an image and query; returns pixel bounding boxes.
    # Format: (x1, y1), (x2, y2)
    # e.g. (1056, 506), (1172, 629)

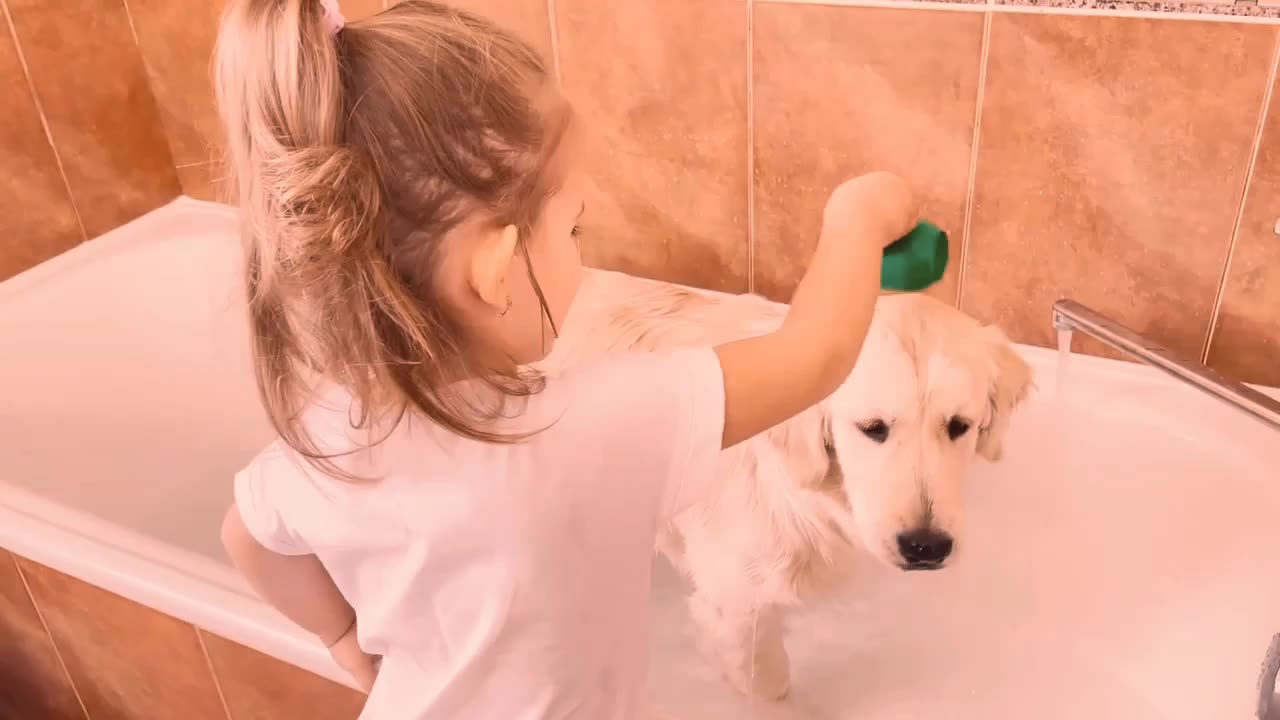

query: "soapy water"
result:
(644, 365), (1280, 719)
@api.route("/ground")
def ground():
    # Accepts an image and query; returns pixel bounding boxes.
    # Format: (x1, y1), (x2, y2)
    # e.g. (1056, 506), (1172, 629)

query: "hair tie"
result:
(320, 0), (345, 34)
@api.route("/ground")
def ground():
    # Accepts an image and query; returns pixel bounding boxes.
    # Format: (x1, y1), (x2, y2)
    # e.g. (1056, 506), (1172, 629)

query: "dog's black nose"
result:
(897, 529), (953, 568)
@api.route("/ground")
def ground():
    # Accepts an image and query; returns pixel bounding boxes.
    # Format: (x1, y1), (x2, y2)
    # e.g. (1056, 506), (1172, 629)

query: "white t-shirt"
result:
(233, 349), (725, 720)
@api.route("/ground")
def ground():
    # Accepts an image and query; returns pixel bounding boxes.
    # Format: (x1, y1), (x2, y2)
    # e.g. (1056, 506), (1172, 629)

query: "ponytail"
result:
(215, 0), (359, 294)
(214, 0), (571, 479)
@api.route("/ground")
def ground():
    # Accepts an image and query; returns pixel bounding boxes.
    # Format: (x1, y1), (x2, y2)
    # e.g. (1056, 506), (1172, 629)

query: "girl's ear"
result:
(469, 224), (520, 311)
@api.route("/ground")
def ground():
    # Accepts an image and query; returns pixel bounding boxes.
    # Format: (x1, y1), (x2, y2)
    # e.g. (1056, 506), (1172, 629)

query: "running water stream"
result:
(748, 604), (759, 717)
(1056, 328), (1074, 402)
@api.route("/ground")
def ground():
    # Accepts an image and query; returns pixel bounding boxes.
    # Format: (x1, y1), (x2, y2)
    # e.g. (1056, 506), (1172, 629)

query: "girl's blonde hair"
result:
(215, 0), (570, 475)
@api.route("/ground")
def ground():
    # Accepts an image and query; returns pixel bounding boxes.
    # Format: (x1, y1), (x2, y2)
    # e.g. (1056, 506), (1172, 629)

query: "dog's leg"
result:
(688, 591), (790, 700)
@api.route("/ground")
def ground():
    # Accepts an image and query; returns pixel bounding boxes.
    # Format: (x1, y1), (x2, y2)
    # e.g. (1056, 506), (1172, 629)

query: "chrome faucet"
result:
(1051, 299), (1280, 431)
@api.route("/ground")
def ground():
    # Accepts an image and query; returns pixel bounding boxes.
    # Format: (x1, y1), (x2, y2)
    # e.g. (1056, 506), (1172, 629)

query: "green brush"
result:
(880, 221), (949, 292)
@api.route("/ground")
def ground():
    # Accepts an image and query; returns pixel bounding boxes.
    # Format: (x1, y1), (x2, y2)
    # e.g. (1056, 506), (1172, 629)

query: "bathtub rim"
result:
(1, 196), (1277, 693)
(0, 479), (349, 686)
(0, 197), (364, 688)
(0, 197), (236, 305)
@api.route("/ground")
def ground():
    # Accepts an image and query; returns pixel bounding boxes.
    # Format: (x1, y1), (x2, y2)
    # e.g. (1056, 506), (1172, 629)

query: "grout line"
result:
(119, 0), (141, 47)
(546, 0), (563, 86)
(120, 0), (195, 178)
(195, 628), (236, 720)
(955, 9), (993, 310)
(11, 555), (93, 720)
(754, 0), (1280, 24)
(1200, 32), (1280, 364)
(746, 0), (756, 295)
(1, 0), (88, 242)
(761, 0), (992, 13)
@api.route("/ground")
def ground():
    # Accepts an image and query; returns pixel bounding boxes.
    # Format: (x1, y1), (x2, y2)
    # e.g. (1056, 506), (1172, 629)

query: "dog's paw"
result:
(687, 594), (792, 701)
(708, 633), (792, 701)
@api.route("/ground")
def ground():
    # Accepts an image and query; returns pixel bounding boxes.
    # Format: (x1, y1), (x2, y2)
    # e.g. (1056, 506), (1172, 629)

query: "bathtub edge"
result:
(0, 483), (356, 690)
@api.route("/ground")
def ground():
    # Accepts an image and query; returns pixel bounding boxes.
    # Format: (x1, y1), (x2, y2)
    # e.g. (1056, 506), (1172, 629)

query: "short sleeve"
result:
(233, 443), (313, 556)
(573, 348), (726, 521)
(660, 349), (727, 516)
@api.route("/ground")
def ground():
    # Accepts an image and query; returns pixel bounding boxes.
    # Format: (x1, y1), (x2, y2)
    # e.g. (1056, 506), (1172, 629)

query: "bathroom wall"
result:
(2, 0), (1278, 385)
(0, 549), (365, 720)
(546, 0), (1280, 384)
(565, 0), (1280, 386)
(121, 0), (549, 205)
(0, 0), (181, 282)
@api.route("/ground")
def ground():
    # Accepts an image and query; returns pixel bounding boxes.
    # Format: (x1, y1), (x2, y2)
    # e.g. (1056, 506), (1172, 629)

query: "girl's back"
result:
(237, 353), (725, 718)
(214, 1), (915, 717)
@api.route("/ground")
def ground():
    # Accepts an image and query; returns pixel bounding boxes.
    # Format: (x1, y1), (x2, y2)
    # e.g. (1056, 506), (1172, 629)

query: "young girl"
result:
(215, 1), (917, 717)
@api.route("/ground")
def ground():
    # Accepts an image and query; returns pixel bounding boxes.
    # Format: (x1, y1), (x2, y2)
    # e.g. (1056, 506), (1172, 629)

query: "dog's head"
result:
(821, 295), (1032, 571)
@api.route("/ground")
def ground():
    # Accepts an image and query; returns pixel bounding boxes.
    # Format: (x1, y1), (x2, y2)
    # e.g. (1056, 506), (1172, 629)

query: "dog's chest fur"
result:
(546, 271), (866, 603)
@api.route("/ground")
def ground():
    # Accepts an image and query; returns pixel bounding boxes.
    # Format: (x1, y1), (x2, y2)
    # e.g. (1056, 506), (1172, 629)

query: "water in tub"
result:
(643, 340), (1279, 719)
(2, 205), (1276, 719)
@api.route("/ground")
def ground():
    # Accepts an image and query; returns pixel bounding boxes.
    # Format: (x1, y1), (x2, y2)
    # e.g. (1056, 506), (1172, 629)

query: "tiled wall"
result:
(556, 0), (1280, 385)
(2, 0), (1278, 385)
(0, 0), (181, 282)
(0, 550), (365, 720)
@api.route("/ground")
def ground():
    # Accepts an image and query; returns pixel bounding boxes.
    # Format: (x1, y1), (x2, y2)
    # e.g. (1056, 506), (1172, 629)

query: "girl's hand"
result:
(822, 171), (919, 244)
(328, 621), (380, 693)
(221, 509), (381, 692)
(713, 171), (918, 449)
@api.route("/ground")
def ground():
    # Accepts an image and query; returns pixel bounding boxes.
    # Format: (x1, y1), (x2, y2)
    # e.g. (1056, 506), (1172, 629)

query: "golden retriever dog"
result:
(541, 269), (1033, 700)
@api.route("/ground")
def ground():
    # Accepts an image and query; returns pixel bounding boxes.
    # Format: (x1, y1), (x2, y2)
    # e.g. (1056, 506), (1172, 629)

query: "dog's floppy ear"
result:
(976, 325), (1033, 462)
(761, 401), (838, 491)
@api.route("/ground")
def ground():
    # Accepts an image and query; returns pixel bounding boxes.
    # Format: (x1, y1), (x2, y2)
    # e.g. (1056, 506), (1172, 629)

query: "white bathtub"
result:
(1, 199), (1277, 719)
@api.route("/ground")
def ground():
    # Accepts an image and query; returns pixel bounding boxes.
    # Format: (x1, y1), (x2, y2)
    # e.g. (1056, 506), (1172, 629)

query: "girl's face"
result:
(503, 157), (587, 364)
(444, 136), (586, 370)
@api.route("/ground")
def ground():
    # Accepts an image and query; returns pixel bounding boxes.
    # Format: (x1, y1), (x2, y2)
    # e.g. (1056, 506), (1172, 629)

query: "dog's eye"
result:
(858, 419), (890, 444)
(946, 417), (971, 440)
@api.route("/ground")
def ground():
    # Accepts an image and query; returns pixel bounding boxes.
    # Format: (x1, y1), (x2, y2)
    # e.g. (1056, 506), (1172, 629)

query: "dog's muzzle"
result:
(896, 529), (953, 570)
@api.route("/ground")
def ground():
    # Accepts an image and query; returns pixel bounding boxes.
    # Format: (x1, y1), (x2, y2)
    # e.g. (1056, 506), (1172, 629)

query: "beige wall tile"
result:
(15, 559), (226, 720)
(177, 162), (229, 203)
(964, 14), (1274, 359)
(447, 0), (553, 59)
(126, 0), (226, 168)
(201, 631), (366, 720)
(381, 0), (552, 58)
(7, 0), (181, 238)
(139, 0), (550, 204)
(340, 0), (384, 21)
(556, 0), (749, 292)
(752, 3), (984, 304)
(0, 552), (86, 720)
(0, 18), (82, 281)
(1208, 71), (1280, 387)
(125, 0), (413, 176)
